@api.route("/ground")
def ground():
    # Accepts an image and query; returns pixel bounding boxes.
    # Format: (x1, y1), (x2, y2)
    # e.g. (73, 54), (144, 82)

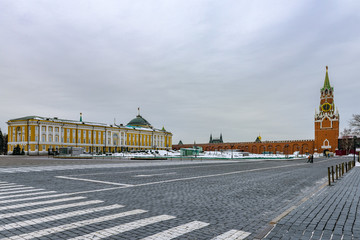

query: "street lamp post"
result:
(353, 136), (357, 164)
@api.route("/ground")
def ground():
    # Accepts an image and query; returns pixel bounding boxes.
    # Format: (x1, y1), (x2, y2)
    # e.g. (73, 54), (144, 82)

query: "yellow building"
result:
(7, 113), (172, 155)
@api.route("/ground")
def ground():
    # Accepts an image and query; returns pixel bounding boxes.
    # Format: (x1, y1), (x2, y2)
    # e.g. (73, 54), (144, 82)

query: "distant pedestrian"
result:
(310, 154), (314, 163)
(307, 155), (311, 163)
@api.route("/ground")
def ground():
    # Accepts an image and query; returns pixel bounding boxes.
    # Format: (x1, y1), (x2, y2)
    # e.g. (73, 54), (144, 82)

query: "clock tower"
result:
(314, 66), (340, 154)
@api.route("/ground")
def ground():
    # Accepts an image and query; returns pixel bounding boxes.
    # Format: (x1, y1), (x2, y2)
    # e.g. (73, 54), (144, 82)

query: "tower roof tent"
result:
(322, 66), (332, 90)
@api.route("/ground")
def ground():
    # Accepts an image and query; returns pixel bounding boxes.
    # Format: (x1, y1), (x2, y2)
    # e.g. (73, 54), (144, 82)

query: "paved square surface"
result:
(0, 156), (351, 239)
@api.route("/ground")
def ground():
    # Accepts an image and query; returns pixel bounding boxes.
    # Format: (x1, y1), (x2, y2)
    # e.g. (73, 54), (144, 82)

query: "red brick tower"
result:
(314, 66), (340, 154)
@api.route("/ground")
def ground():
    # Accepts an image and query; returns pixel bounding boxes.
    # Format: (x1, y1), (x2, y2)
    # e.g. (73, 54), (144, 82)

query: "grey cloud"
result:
(1, 0), (359, 144)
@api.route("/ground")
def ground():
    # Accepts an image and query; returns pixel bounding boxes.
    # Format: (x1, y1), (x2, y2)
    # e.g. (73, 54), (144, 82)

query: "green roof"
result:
(126, 115), (152, 128)
(322, 66), (332, 90)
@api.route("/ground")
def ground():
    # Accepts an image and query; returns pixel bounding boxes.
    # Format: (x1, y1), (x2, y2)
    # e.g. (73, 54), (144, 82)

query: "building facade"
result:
(7, 113), (172, 155)
(173, 66), (339, 155)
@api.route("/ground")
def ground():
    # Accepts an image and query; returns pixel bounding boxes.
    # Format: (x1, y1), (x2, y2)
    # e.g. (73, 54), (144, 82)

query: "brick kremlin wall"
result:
(173, 139), (315, 154)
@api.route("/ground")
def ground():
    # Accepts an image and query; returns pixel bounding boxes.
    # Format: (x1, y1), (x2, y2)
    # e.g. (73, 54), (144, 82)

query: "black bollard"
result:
(335, 165), (338, 180)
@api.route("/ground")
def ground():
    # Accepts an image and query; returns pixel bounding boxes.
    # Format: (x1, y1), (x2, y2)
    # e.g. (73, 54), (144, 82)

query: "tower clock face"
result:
(321, 103), (332, 112)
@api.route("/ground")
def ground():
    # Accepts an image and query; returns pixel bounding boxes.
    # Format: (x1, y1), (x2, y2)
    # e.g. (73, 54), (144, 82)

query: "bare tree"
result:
(340, 128), (353, 154)
(349, 114), (360, 136)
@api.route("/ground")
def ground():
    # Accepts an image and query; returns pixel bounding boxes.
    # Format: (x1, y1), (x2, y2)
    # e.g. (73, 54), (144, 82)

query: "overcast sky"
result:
(1, 0), (359, 144)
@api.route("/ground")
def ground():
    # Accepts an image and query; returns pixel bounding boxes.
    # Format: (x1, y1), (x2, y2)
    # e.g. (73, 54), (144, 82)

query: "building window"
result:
(42, 135), (46, 142)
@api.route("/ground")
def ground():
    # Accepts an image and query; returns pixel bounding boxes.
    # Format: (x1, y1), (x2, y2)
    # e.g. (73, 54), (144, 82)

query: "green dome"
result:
(127, 115), (152, 128)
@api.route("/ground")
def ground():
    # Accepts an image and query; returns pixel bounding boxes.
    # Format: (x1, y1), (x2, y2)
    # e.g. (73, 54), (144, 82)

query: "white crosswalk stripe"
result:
(5, 209), (148, 240)
(0, 186), (34, 192)
(0, 196), (86, 211)
(0, 188), (44, 196)
(0, 192), (74, 204)
(141, 221), (210, 240)
(0, 160), (236, 174)
(0, 200), (103, 219)
(68, 215), (177, 240)
(211, 229), (251, 240)
(0, 204), (124, 231)
(0, 184), (21, 189)
(0, 190), (57, 200)
(0, 182), (252, 239)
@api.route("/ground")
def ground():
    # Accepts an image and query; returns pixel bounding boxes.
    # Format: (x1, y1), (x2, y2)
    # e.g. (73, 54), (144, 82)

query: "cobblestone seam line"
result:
(254, 182), (329, 239)
(263, 168), (360, 239)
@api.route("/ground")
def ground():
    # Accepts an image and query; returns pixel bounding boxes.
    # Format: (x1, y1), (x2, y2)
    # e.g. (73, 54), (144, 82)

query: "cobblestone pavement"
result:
(0, 156), (353, 239)
(264, 162), (360, 240)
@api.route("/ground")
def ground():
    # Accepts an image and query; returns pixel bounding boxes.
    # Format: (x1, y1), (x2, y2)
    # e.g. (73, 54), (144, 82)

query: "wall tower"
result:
(314, 66), (340, 153)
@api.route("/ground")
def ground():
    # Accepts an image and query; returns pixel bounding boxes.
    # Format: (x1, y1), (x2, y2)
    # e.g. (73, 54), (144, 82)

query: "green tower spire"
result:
(322, 66), (331, 90)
